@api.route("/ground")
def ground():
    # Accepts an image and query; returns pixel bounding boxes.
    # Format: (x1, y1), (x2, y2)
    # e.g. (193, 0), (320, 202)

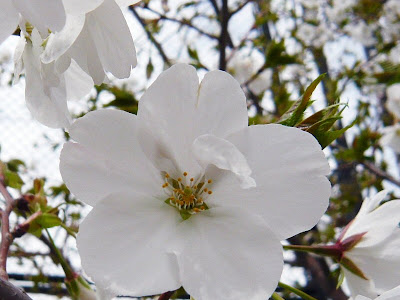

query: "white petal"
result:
(62, 0), (104, 15)
(115, 0), (141, 6)
(354, 297), (371, 300)
(13, 34), (26, 83)
(41, 14), (85, 64)
(208, 124), (331, 240)
(77, 192), (181, 296)
(176, 207), (283, 300)
(86, 0), (137, 78)
(137, 64), (201, 176)
(193, 69), (248, 138)
(344, 269), (378, 299)
(378, 285), (400, 300)
(357, 190), (389, 217)
(0, 0), (18, 44)
(23, 41), (71, 128)
(64, 59), (94, 101)
(60, 109), (162, 206)
(66, 24), (106, 84)
(13, 0), (66, 33)
(192, 134), (255, 189)
(344, 200), (400, 247)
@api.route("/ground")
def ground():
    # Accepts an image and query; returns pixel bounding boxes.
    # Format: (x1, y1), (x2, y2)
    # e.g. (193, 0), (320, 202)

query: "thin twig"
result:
(158, 290), (175, 300)
(130, 7), (172, 67)
(219, 0), (229, 70)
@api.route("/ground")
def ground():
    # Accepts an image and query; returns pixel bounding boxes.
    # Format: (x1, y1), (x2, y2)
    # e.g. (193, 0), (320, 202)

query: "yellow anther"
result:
(162, 183), (169, 188)
(208, 190), (212, 195)
(193, 208), (200, 213)
(208, 179), (212, 184)
(165, 173), (170, 178)
(203, 188), (208, 192)
(183, 172), (188, 176)
(190, 178), (194, 182)
(200, 206), (205, 210)
(178, 178), (182, 182)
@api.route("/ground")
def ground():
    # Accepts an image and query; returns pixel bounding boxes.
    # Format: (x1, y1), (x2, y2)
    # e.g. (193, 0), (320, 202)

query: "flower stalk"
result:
(278, 282), (317, 300)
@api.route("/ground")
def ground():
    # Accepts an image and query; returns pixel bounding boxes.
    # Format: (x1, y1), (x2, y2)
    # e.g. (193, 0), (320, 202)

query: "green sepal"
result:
(336, 268), (345, 289)
(179, 210), (192, 220)
(340, 256), (368, 280)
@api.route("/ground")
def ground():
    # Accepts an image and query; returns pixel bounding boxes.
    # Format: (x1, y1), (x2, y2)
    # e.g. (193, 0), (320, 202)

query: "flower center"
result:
(162, 172), (213, 220)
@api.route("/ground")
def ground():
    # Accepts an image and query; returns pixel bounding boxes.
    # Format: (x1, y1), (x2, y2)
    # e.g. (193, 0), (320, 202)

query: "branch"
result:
(218, 0), (229, 70)
(229, 0), (254, 17)
(0, 278), (32, 300)
(130, 7), (172, 67)
(0, 173), (15, 280)
(361, 161), (400, 187)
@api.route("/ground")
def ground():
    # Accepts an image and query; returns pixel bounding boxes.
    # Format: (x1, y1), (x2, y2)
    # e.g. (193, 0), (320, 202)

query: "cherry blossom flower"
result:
(355, 285), (400, 300)
(60, 64), (331, 299)
(13, 27), (93, 128)
(0, 0), (66, 44)
(386, 84), (400, 119)
(380, 124), (400, 154)
(337, 191), (400, 298)
(41, 0), (139, 85)
(228, 54), (272, 95)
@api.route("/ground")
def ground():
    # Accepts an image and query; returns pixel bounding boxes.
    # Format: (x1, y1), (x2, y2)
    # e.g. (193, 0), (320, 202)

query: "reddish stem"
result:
(158, 291), (175, 300)
(0, 176), (15, 280)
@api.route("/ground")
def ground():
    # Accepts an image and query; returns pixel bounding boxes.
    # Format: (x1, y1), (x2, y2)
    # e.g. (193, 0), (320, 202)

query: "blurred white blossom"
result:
(386, 84), (400, 119)
(0, 0), (66, 44)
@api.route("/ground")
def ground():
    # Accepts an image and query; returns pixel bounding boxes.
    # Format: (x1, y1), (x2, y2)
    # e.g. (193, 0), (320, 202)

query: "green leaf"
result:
(36, 213), (62, 229)
(314, 119), (356, 149)
(146, 58), (154, 79)
(188, 47), (199, 61)
(279, 74), (325, 127)
(4, 169), (24, 190)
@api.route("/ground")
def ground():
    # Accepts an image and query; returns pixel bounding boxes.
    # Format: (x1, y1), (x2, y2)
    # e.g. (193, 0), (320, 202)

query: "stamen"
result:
(183, 172), (188, 176)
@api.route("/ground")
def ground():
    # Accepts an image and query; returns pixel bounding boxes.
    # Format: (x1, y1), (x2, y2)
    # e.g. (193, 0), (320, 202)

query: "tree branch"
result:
(0, 278), (32, 300)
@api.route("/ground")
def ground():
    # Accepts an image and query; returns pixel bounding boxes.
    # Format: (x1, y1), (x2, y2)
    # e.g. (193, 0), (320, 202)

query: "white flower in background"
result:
(326, 0), (356, 23)
(380, 124), (400, 154)
(14, 28), (93, 128)
(41, 0), (139, 85)
(355, 285), (400, 300)
(386, 84), (400, 119)
(0, 0), (66, 44)
(60, 64), (331, 299)
(345, 21), (377, 47)
(337, 191), (400, 298)
(296, 22), (332, 48)
(228, 54), (272, 95)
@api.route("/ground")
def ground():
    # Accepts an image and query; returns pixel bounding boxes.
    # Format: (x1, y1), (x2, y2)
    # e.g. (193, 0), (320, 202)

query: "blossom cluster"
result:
(1, 0), (138, 128)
